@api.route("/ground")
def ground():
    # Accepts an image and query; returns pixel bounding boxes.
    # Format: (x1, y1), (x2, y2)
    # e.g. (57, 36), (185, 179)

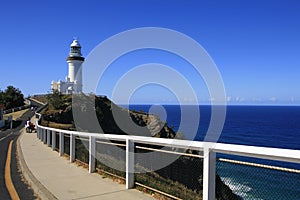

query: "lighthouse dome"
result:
(70, 39), (81, 47)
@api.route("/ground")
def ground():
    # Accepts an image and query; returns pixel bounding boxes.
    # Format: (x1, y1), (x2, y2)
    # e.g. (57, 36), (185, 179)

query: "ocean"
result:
(128, 105), (300, 149)
(128, 105), (300, 199)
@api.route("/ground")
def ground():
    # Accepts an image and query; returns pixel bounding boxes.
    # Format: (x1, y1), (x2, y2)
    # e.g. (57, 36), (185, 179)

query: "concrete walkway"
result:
(18, 130), (154, 200)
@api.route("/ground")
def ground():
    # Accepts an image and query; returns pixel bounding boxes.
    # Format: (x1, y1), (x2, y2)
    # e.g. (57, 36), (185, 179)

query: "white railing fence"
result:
(35, 123), (300, 200)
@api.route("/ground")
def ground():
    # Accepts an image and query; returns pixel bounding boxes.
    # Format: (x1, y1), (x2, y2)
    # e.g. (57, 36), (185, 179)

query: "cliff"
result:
(40, 93), (176, 138)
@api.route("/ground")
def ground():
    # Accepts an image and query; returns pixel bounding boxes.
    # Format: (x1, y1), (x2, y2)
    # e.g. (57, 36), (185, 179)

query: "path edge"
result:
(16, 129), (58, 200)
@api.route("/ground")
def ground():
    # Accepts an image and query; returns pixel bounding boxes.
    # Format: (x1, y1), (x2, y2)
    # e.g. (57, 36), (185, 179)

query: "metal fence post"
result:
(59, 132), (64, 156)
(126, 139), (134, 189)
(70, 134), (75, 162)
(52, 131), (56, 151)
(89, 136), (96, 173)
(203, 147), (216, 200)
(47, 130), (51, 147)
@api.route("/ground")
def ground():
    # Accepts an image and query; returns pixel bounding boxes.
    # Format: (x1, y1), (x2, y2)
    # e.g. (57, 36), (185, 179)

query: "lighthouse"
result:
(67, 39), (85, 93)
(51, 39), (85, 94)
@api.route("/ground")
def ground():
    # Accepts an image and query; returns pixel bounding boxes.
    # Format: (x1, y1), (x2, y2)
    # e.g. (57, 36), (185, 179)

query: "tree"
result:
(0, 89), (4, 105)
(47, 89), (64, 110)
(0, 86), (25, 109)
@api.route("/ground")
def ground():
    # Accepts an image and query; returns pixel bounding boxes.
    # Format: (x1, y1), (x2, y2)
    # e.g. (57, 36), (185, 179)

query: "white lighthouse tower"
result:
(67, 39), (85, 93)
(51, 39), (85, 94)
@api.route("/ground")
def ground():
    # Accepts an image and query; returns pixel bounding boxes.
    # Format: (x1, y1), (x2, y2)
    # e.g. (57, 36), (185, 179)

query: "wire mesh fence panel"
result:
(64, 135), (70, 155)
(55, 133), (59, 152)
(49, 131), (52, 145)
(134, 144), (204, 200)
(75, 137), (89, 164)
(95, 139), (126, 179)
(216, 156), (300, 200)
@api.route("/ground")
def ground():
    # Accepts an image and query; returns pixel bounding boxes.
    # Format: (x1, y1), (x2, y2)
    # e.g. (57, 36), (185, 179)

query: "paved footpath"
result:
(18, 130), (154, 200)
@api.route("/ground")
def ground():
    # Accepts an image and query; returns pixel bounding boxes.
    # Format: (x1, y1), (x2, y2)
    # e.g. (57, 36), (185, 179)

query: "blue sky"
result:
(0, 0), (300, 105)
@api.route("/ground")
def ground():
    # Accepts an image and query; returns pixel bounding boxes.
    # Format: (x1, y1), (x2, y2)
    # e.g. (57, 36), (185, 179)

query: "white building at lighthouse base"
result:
(51, 78), (77, 94)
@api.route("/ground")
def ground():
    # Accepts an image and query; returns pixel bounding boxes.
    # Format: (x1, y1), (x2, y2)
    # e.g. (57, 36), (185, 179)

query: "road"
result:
(0, 101), (42, 200)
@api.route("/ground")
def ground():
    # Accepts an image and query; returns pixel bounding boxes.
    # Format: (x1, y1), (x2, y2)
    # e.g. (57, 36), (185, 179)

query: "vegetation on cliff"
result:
(41, 92), (176, 138)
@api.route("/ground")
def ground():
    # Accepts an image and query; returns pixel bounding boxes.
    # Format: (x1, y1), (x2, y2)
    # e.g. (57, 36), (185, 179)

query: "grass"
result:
(4, 109), (30, 120)
(40, 121), (74, 130)
(135, 170), (202, 200)
(30, 95), (48, 104)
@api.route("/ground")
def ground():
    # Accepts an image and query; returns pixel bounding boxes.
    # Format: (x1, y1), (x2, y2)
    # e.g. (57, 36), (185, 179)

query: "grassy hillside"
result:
(40, 93), (177, 138)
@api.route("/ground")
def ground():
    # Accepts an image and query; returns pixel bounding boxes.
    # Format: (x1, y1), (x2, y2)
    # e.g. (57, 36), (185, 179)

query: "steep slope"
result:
(40, 94), (176, 138)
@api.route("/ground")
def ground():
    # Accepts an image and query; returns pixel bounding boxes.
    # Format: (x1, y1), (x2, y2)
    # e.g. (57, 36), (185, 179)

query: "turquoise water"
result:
(217, 160), (300, 200)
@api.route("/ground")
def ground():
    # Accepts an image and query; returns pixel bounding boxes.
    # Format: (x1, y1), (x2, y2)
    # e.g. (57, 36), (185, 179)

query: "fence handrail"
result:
(36, 122), (300, 200)
(36, 123), (300, 164)
(214, 142), (300, 164)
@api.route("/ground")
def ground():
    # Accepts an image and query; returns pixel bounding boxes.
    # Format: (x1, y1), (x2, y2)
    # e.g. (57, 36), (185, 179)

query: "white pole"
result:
(70, 134), (75, 162)
(59, 132), (64, 156)
(126, 139), (134, 189)
(203, 147), (216, 200)
(89, 136), (96, 173)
